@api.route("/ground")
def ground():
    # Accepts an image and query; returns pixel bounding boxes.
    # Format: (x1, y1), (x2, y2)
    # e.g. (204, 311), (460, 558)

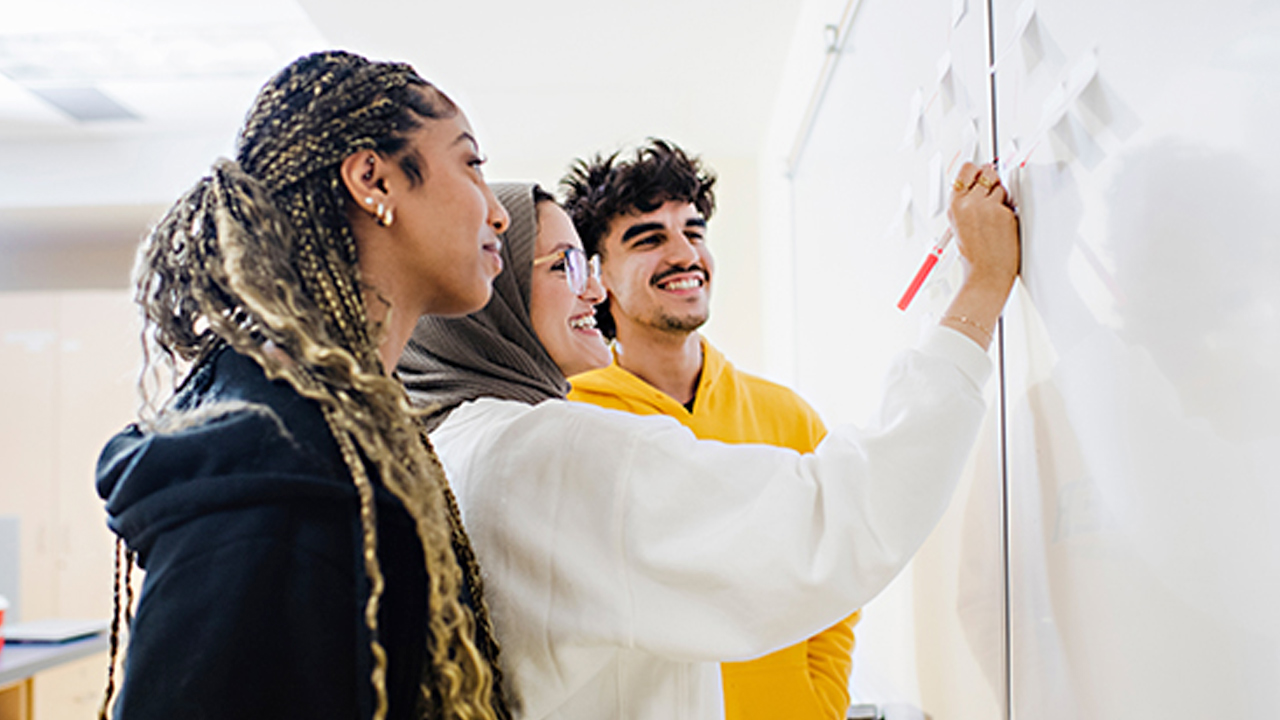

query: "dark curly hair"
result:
(559, 138), (716, 338)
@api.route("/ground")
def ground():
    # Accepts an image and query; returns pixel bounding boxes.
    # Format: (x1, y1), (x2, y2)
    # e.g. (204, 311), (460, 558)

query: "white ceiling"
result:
(0, 0), (804, 248)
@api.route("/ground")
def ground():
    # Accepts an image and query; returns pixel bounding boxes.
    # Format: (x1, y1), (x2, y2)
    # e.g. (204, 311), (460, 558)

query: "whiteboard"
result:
(992, 0), (1280, 717)
(789, 0), (1006, 717)
(787, 0), (1280, 717)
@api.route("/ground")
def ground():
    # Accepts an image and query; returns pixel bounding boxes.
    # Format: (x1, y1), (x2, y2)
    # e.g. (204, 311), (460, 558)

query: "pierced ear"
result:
(339, 150), (392, 208)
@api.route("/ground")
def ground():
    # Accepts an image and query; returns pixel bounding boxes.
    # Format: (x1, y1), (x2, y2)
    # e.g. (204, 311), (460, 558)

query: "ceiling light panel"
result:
(0, 25), (325, 84)
(0, 0), (327, 128)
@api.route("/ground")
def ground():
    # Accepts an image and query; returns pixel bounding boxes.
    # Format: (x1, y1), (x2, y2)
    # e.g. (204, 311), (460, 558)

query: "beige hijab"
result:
(398, 182), (569, 429)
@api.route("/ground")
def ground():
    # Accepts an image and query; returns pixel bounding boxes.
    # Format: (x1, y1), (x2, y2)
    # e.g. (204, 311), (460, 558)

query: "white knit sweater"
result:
(432, 327), (991, 720)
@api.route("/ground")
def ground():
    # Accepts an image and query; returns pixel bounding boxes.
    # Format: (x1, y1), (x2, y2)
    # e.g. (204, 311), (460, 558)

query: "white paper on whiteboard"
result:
(1020, 15), (1048, 74)
(901, 183), (916, 239)
(998, 138), (1025, 207)
(961, 116), (980, 165)
(937, 52), (956, 114)
(927, 151), (945, 217)
(1048, 110), (1106, 169)
(883, 183), (918, 243)
(1073, 59), (1142, 140)
(952, 0), (968, 28)
(1065, 50), (1100, 98)
(1040, 82), (1070, 133)
(902, 87), (926, 149)
(1011, 0), (1037, 42)
(994, 0), (1038, 70)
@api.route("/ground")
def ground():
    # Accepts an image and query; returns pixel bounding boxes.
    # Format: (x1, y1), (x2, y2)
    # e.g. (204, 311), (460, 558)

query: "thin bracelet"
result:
(942, 314), (993, 344)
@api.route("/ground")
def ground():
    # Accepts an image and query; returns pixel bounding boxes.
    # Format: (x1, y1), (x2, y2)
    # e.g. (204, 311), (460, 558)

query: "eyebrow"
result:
(620, 217), (707, 244)
(453, 132), (479, 151)
(621, 222), (664, 243)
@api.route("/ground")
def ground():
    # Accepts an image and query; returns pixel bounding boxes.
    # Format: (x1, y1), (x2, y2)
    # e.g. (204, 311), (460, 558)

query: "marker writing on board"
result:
(897, 227), (954, 311)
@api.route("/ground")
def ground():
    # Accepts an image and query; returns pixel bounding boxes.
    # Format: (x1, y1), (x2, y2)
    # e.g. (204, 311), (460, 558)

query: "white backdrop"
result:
(780, 0), (1280, 716)
(994, 0), (1280, 717)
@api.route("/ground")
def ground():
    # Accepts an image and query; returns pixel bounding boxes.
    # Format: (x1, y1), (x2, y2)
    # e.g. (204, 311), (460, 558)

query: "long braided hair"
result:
(102, 51), (505, 720)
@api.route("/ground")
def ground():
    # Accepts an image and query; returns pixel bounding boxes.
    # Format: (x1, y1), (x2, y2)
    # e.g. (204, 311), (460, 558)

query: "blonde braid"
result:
(328, 406), (392, 719)
(98, 539), (125, 720)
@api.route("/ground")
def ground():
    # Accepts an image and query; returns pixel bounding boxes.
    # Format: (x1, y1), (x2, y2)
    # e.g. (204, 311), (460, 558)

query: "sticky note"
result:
(927, 151), (945, 217)
(1040, 82), (1069, 132)
(997, 139), (1024, 206)
(1073, 56), (1142, 140)
(937, 52), (956, 115)
(1011, 0), (1037, 43)
(1064, 50), (1099, 98)
(1048, 111), (1105, 169)
(993, 0), (1045, 75)
(902, 88), (926, 149)
(900, 183), (916, 239)
(960, 117), (980, 165)
(883, 183), (917, 243)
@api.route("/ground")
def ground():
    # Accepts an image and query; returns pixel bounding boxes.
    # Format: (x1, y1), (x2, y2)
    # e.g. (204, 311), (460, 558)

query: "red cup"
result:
(0, 595), (8, 651)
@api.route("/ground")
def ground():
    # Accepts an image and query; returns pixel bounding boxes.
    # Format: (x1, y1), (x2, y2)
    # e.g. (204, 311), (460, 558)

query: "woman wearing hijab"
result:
(398, 168), (1018, 720)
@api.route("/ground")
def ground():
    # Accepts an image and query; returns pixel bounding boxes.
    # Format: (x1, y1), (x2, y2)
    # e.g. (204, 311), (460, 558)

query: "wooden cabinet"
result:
(0, 291), (138, 719)
(0, 678), (32, 720)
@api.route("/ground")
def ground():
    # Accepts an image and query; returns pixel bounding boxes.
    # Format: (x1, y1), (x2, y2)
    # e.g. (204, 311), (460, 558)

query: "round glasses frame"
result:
(532, 247), (601, 296)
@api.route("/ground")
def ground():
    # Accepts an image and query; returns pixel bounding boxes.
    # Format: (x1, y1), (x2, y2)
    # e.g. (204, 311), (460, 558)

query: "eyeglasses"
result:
(532, 247), (602, 296)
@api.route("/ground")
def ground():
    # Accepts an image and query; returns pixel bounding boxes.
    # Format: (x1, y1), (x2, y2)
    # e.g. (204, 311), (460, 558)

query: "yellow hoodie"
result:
(569, 338), (860, 720)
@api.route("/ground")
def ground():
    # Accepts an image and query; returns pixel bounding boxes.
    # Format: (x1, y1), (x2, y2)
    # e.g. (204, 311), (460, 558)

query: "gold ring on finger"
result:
(952, 178), (967, 192)
(977, 176), (996, 189)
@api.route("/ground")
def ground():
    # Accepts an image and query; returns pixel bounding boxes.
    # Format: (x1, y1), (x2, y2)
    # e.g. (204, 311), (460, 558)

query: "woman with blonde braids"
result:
(94, 51), (511, 720)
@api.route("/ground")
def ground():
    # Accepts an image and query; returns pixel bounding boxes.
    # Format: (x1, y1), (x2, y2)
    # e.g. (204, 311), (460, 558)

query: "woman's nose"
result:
(485, 185), (510, 234)
(580, 272), (606, 304)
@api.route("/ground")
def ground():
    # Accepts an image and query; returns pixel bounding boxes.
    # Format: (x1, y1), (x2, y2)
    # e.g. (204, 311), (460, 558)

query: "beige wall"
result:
(699, 153), (763, 375)
(0, 289), (139, 718)
(0, 242), (135, 292)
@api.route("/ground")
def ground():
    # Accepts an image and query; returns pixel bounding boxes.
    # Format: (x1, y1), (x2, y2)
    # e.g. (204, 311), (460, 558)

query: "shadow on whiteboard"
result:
(1004, 140), (1280, 717)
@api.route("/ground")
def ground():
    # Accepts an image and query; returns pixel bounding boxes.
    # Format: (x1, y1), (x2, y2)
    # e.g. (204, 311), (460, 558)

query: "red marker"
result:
(897, 227), (954, 311)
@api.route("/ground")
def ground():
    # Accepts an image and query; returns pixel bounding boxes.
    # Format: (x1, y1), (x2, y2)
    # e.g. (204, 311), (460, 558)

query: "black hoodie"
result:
(96, 346), (427, 720)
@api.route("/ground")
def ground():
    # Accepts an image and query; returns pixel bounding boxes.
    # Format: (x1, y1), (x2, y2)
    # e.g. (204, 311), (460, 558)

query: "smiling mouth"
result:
(569, 312), (598, 331)
(656, 277), (704, 291)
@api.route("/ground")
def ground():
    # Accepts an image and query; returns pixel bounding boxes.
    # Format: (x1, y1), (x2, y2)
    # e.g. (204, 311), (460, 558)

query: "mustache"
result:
(650, 264), (708, 286)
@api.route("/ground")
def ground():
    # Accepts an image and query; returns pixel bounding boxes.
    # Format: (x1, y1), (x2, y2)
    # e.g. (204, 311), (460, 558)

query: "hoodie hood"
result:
(96, 347), (355, 562)
(567, 335), (728, 419)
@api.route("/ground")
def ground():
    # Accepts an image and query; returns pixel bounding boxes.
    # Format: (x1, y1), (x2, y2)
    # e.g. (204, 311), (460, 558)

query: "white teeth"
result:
(660, 278), (703, 290)
(570, 314), (597, 330)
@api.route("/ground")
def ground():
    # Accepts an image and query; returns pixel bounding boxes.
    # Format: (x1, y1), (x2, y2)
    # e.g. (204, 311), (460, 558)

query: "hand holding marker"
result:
(897, 227), (954, 311)
(897, 161), (1011, 311)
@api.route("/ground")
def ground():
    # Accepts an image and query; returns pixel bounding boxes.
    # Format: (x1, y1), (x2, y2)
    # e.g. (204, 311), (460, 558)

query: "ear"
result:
(596, 252), (619, 294)
(339, 150), (393, 214)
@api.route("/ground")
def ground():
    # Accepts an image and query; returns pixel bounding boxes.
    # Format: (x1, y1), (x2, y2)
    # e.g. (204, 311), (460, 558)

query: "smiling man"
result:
(562, 139), (861, 720)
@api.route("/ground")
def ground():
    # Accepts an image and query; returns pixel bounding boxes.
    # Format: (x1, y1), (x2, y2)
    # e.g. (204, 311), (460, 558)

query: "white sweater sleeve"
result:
(433, 327), (990, 664)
